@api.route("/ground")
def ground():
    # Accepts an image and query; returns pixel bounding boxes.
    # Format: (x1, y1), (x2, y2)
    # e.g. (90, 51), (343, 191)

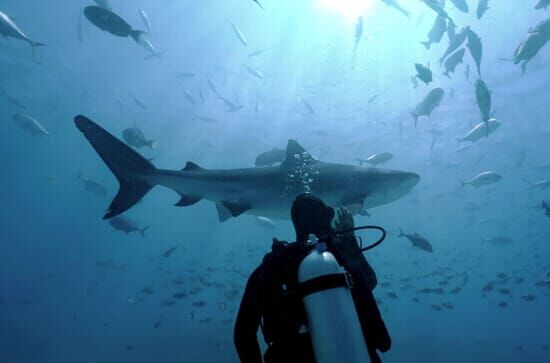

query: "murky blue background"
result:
(1, 1), (549, 362)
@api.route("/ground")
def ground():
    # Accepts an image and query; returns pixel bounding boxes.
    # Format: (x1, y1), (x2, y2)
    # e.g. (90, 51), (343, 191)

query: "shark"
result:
(74, 115), (420, 221)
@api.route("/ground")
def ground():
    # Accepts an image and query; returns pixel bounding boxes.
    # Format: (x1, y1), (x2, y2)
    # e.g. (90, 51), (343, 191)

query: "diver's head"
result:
(291, 193), (335, 243)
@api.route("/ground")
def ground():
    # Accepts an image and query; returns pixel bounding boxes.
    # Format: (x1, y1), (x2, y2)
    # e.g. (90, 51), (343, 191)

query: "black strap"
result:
(299, 273), (351, 298)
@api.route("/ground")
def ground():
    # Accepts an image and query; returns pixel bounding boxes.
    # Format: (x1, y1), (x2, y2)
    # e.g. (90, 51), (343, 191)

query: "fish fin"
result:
(182, 162), (203, 171)
(148, 140), (157, 150)
(215, 203), (233, 222)
(398, 227), (405, 238)
(74, 115), (156, 219)
(459, 178), (466, 187)
(175, 194), (202, 207)
(129, 30), (146, 43)
(420, 41), (430, 50)
(30, 41), (45, 48)
(140, 226), (149, 237)
(341, 194), (367, 214)
(221, 201), (250, 217)
(281, 140), (314, 167)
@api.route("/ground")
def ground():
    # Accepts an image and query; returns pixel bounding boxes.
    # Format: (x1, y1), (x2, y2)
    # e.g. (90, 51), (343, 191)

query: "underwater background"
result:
(1, 0), (549, 362)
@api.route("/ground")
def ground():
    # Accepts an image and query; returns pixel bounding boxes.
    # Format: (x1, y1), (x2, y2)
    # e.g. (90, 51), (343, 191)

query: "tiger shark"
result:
(74, 115), (420, 221)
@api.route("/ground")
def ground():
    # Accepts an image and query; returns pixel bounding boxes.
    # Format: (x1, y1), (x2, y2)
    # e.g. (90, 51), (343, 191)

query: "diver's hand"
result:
(334, 207), (355, 235)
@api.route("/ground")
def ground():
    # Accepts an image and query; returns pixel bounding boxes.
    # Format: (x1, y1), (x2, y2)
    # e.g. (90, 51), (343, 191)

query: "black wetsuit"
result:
(234, 238), (391, 363)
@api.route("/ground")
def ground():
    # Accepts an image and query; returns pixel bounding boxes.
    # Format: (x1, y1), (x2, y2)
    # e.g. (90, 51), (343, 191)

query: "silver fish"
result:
(411, 88), (445, 126)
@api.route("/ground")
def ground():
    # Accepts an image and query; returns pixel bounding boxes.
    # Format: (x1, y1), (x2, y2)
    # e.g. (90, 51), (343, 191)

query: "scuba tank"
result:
(298, 242), (370, 363)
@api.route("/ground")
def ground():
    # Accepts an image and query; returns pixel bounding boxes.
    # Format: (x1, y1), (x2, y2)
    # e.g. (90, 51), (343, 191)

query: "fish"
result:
(535, 0), (550, 10)
(230, 22), (247, 46)
(447, 19), (457, 41)
(243, 64), (264, 79)
(521, 294), (535, 302)
(481, 236), (514, 246)
(449, 0), (469, 13)
(460, 171), (502, 188)
(299, 98), (315, 115)
(0, 87), (26, 109)
(255, 148), (286, 166)
(153, 315), (162, 328)
(138, 9), (151, 33)
(122, 127), (156, 149)
(162, 246), (178, 258)
(411, 88), (445, 126)
(411, 76), (419, 89)
(93, 0), (111, 10)
(130, 95), (148, 109)
(78, 170), (108, 197)
(218, 96), (244, 113)
(84, 6), (137, 38)
(0, 11), (44, 53)
(422, 0), (453, 21)
(132, 32), (162, 59)
(467, 29), (483, 77)
(439, 26), (470, 63)
(542, 201), (550, 217)
(415, 63), (433, 85)
(477, 0), (490, 19)
(12, 114), (50, 137)
(252, 0), (264, 10)
(255, 216), (276, 230)
(443, 48), (465, 77)
(74, 115), (420, 221)
(381, 0), (410, 18)
(475, 79), (491, 124)
(183, 89), (195, 105)
(509, 30), (548, 74)
(108, 216), (149, 237)
(354, 16), (363, 51)
(421, 15), (447, 50)
(398, 228), (434, 253)
(457, 119), (500, 143)
(356, 152), (394, 167)
(523, 179), (550, 190)
(248, 48), (269, 58)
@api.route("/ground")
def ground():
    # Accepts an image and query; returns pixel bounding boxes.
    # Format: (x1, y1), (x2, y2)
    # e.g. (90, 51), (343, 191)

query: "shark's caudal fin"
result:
(74, 115), (156, 219)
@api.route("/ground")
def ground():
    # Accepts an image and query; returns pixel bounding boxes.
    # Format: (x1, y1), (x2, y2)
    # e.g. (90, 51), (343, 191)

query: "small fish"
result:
(524, 179), (550, 190)
(255, 148), (286, 166)
(443, 48), (465, 77)
(153, 315), (163, 328)
(481, 236), (514, 246)
(255, 216), (276, 230)
(354, 16), (363, 51)
(411, 88), (445, 126)
(0, 11), (45, 53)
(183, 89), (196, 105)
(248, 48), (269, 58)
(130, 95), (148, 109)
(421, 15), (446, 50)
(521, 294), (535, 302)
(122, 127), (156, 149)
(475, 79), (491, 123)
(381, 0), (410, 18)
(411, 76), (419, 89)
(422, 0), (453, 21)
(299, 98), (315, 115)
(386, 292), (398, 299)
(138, 9), (151, 33)
(108, 216), (149, 237)
(449, 0), (469, 13)
(415, 63), (433, 85)
(230, 22), (247, 46)
(243, 64), (264, 79)
(460, 171), (502, 188)
(78, 170), (108, 197)
(457, 119), (500, 143)
(439, 26), (470, 64)
(399, 228), (434, 253)
(467, 29), (483, 77)
(477, 0), (490, 19)
(162, 246), (178, 258)
(12, 114), (50, 137)
(173, 292), (187, 299)
(252, 0), (264, 10)
(356, 152), (394, 167)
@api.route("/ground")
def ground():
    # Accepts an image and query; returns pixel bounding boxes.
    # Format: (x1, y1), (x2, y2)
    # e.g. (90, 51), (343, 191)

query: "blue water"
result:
(1, 1), (549, 362)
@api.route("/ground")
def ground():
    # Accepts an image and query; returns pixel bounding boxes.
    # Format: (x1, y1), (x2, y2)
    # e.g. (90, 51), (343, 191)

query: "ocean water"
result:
(1, 1), (549, 362)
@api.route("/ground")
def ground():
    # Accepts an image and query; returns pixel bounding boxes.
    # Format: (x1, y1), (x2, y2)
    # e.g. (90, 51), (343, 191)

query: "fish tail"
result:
(30, 40), (45, 49)
(74, 115), (157, 219)
(420, 41), (430, 50)
(140, 226), (150, 237)
(129, 30), (146, 43)
(398, 227), (405, 238)
(459, 178), (466, 187)
(148, 140), (158, 150)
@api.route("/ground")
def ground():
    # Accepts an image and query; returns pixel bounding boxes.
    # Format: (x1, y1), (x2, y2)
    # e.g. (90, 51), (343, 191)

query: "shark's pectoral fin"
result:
(221, 200), (250, 217)
(215, 203), (233, 222)
(341, 194), (367, 215)
(175, 194), (201, 207)
(182, 162), (203, 171)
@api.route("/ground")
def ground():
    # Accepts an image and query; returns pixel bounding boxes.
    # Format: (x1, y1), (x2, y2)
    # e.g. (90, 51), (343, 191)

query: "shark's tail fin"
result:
(398, 227), (405, 238)
(74, 115), (156, 219)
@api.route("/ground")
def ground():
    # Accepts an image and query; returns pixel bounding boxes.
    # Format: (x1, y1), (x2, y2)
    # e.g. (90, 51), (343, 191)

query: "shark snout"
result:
(402, 172), (421, 191)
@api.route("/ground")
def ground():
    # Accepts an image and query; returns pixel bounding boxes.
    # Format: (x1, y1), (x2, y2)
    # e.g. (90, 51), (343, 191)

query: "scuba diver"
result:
(234, 193), (391, 363)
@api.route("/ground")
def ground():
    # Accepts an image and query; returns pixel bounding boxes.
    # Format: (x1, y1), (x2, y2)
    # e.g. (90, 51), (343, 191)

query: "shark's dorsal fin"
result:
(281, 140), (314, 167)
(182, 162), (203, 171)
